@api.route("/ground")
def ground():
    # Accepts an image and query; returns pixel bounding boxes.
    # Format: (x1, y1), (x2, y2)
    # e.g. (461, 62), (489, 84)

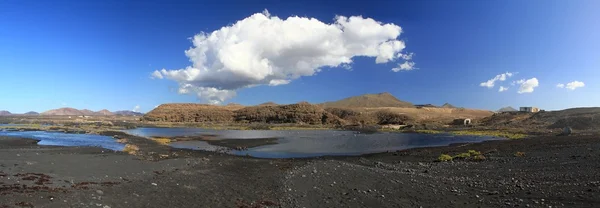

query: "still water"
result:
(124, 128), (504, 158)
(0, 131), (125, 151)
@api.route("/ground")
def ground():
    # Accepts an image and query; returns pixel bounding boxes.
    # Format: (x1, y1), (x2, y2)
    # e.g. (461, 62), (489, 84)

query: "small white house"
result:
(519, 107), (540, 113)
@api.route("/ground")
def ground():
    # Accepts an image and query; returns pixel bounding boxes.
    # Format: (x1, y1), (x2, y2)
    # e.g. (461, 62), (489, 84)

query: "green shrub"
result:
(467, 150), (481, 156)
(453, 152), (471, 159)
(438, 154), (453, 162)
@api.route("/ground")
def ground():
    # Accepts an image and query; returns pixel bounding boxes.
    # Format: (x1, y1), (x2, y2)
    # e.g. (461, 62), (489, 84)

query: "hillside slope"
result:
(481, 107), (600, 130)
(143, 104), (235, 123)
(320, 92), (414, 108)
(0, 111), (12, 116)
(41, 108), (84, 116)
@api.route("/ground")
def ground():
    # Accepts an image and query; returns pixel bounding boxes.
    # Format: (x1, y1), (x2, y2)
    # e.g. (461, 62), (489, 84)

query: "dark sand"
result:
(2, 133), (600, 208)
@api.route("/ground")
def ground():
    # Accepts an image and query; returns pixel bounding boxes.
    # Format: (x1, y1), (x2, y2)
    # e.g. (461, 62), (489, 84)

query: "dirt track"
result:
(2, 134), (600, 208)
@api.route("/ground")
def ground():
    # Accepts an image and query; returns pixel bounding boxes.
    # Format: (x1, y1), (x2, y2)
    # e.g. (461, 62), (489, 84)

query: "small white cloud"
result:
(556, 83), (565, 88)
(153, 11), (411, 104)
(498, 86), (509, 92)
(391, 61), (416, 72)
(132, 105), (141, 112)
(61, 102), (67, 106)
(480, 72), (514, 88)
(565, 81), (585, 90)
(517, 78), (539, 94)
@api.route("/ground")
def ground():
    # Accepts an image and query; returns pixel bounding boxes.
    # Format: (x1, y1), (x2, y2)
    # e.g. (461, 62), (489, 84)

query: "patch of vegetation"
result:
(437, 154), (453, 162)
(467, 150), (481, 156)
(123, 144), (140, 155)
(453, 152), (472, 159)
(410, 129), (528, 139)
(439, 150), (486, 161)
(451, 130), (528, 139)
(514, 151), (526, 157)
(412, 129), (446, 134)
(115, 138), (128, 144)
(151, 138), (171, 145)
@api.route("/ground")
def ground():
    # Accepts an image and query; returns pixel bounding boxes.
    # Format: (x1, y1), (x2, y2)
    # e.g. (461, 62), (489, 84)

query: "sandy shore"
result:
(2, 133), (600, 208)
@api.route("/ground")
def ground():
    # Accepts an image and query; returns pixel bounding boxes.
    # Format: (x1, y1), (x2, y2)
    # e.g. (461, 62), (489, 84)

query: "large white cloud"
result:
(152, 10), (412, 104)
(480, 72), (514, 88)
(516, 78), (539, 94)
(557, 81), (585, 90)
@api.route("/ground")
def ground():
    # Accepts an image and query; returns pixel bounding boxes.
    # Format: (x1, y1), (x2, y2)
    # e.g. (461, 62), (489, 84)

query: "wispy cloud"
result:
(480, 72), (514, 88)
(152, 10), (411, 104)
(392, 61), (416, 72)
(498, 86), (509, 92)
(132, 105), (140, 112)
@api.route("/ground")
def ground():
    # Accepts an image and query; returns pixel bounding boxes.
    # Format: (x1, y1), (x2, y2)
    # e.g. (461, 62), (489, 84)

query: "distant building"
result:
(519, 107), (540, 113)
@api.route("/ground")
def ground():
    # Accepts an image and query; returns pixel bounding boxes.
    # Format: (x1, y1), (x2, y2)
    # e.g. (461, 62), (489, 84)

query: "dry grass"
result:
(151, 138), (172, 145)
(123, 144), (140, 155)
(116, 138), (128, 144)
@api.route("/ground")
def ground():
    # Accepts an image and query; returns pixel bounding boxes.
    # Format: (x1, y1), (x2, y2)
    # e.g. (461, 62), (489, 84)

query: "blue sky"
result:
(1, 0), (599, 113)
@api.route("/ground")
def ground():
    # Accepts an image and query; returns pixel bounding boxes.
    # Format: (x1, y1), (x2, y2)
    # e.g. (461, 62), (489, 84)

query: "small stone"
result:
(103, 206), (111, 208)
(302, 175), (306, 178)
(312, 169), (317, 174)
(381, 195), (385, 198)
(475, 195), (480, 198)
(151, 183), (157, 186)
(96, 190), (104, 195)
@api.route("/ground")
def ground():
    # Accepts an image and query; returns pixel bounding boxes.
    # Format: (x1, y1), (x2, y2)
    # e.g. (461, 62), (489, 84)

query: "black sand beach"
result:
(2, 133), (600, 208)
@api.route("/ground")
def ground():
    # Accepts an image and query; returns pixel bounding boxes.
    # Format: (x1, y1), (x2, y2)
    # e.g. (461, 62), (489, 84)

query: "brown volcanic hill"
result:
(143, 104), (234, 123)
(80, 109), (96, 116)
(41, 108), (84, 116)
(481, 107), (600, 130)
(95, 109), (114, 116)
(0, 110), (12, 116)
(24, 111), (40, 115)
(234, 102), (344, 125)
(441, 103), (457, 108)
(319, 92), (414, 108)
(258, 102), (278, 106)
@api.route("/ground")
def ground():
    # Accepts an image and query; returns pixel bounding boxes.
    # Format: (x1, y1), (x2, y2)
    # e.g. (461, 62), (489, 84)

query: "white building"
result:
(519, 107), (540, 113)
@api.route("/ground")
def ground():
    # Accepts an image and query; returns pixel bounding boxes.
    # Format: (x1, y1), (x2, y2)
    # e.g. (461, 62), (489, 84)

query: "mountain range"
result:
(39, 108), (143, 116)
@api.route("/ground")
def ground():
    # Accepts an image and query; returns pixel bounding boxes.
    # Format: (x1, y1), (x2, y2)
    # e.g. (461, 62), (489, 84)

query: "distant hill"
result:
(113, 110), (144, 116)
(441, 103), (457, 108)
(498, 106), (518, 112)
(41, 108), (84, 116)
(320, 92), (414, 108)
(0, 110), (12, 116)
(41, 108), (117, 116)
(96, 109), (114, 116)
(415, 104), (437, 108)
(80, 109), (96, 116)
(23, 111), (39, 115)
(258, 102), (278, 106)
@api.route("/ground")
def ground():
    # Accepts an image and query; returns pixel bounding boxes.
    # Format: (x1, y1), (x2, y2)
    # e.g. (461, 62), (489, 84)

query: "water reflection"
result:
(126, 128), (503, 158)
(0, 131), (124, 151)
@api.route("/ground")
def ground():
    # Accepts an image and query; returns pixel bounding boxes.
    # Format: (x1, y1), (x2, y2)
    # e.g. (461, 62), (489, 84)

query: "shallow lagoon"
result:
(125, 128), (504, 158)
(0, 131), (125, 151)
